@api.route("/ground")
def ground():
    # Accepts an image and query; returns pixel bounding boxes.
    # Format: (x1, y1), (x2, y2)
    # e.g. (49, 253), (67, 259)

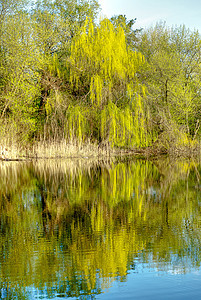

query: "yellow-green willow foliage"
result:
(48, 53), (63, 79)
(65, 105), (90, 142)
(69, 18), (152, 147)
(70, 18), (144, 89)
(48, 53), (69, 80)
(100, 99), (150, 147)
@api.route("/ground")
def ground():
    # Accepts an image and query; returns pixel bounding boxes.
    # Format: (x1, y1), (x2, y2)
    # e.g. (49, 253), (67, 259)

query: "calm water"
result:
(0, 157), (201, 299)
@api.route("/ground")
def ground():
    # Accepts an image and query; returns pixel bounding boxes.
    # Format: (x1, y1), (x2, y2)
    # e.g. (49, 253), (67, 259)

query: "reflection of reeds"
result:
(0, 157), (114, 199)
(0, 161), (21, 184)
(32, 156), (113, 177)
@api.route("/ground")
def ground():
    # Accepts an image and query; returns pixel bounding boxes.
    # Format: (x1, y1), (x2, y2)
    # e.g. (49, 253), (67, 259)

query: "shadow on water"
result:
(0, 157), (201, 299)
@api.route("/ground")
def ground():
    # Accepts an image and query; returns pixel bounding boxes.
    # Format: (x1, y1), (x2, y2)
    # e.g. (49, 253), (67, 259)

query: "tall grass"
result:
(0, 137), (122, 160)
(0, 118), (200, 160)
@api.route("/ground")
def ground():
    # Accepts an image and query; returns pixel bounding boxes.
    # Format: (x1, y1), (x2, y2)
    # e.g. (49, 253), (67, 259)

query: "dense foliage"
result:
(0, 0), (200, 153)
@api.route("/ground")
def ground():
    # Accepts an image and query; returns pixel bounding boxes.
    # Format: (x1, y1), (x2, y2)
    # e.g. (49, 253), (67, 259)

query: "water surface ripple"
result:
(0, 158), (201, 299)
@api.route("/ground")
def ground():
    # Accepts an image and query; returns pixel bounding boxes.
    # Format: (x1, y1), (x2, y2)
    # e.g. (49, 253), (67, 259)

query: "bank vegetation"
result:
(0, 0), (201, 158)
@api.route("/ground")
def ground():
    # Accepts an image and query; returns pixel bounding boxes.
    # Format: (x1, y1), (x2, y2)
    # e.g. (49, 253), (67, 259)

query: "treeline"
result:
(0, 0), (201, 154)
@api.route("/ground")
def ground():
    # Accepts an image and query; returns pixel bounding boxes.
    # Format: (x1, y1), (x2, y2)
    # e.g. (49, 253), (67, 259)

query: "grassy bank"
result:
(0, 138), (138, 161)
(0, 136), (200, 161)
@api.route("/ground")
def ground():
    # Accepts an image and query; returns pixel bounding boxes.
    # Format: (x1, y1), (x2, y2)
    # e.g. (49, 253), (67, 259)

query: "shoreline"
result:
(0, 142), (199, 162)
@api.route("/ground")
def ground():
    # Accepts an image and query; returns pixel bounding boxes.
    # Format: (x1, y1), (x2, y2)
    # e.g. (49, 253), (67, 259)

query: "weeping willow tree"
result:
(68, 18), (153, 148)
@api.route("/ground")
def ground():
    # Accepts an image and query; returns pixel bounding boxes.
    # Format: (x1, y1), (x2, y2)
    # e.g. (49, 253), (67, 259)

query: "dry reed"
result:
(0, 138), (122, 160)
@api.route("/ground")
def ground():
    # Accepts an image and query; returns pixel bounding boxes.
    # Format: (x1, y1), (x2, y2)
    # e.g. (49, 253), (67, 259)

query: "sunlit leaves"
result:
(137, 23), (201, 143)
(69, 18), (150, 147)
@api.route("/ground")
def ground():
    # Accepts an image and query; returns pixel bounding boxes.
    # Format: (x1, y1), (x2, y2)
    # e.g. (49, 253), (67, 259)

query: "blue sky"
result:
(98, 0), (201, 32)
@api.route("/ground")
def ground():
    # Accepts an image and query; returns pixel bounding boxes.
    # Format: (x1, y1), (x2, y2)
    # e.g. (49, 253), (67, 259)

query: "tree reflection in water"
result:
(0, 158), (200, 299)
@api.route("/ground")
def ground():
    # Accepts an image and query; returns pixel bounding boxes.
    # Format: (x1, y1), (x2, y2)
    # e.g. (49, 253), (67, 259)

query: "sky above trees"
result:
(99, 0), (201, 32)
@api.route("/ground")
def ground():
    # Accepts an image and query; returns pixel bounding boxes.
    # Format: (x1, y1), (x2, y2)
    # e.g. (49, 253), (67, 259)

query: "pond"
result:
(0, 157), (201, 299)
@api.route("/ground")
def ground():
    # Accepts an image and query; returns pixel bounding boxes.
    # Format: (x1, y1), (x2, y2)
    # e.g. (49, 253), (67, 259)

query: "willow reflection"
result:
(0, 158), (200, 298)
